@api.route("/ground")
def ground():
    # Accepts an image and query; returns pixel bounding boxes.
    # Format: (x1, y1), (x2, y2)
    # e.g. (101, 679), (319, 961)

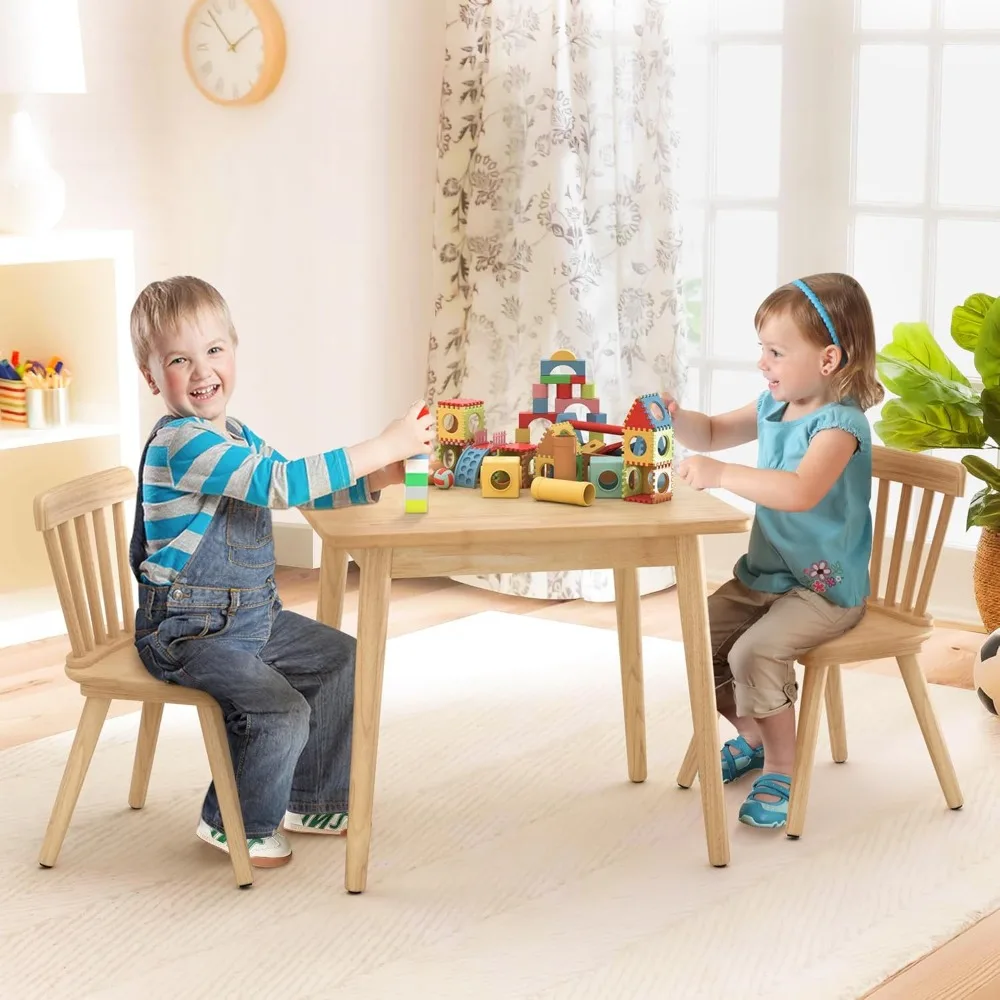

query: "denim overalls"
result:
(131, 416), (355, 837)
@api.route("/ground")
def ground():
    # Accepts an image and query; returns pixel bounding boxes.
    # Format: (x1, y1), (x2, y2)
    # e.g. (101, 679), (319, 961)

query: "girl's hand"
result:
(676, 455), (725, 491)
(368, 461), (405, 492)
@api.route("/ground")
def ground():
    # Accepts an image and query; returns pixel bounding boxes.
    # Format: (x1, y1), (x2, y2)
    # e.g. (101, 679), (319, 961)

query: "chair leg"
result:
(128, 702), (164, 809)
(38, 696), (112, 869)
(824, 665), (848, 764)
(197, 704), (254, 888)
(676, 734), (699, 788)
(896, 654), (964, 810)
(786, 663), (829, 840)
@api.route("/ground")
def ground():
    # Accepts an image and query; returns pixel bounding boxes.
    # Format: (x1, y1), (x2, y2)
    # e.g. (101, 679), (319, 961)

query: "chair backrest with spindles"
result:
(33, 467), (137, 667)
(869, 446), (966, 627)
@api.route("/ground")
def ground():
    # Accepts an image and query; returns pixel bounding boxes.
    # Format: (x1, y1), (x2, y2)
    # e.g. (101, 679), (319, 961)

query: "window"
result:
(676, 0), (1000, 547)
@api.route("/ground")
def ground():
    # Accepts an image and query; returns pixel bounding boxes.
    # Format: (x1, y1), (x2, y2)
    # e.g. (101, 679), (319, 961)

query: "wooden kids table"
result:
(303, 482), (750, 893)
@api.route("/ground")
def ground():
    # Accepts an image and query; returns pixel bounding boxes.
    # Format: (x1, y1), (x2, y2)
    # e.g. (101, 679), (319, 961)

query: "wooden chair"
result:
(676, 446), (965, 838)
(34, 467), (253, 887)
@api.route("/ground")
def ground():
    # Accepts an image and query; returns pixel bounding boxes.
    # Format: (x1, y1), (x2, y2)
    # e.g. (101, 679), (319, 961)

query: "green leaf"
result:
(875, 351), (981, 415)
(873, 397), (987, 452)
(962, 454), (1000, 490)
(975, 297), (1000, 389)
(951, 293), (995, 352)
(881, 322), (970, 387)
(982, 386), (1000, 443)
(967, 486), (1000, 531)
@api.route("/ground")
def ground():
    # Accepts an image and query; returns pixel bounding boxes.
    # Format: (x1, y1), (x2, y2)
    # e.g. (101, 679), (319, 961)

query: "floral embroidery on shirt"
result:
(803, 559), (844, 594)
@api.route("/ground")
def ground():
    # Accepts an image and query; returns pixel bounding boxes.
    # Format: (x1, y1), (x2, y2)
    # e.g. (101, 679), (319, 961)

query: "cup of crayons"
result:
(0, 352), (73, 429)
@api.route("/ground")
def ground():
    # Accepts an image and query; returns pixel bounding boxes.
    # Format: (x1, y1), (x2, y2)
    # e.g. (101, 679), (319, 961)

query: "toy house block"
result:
(481, 456), (522, 498)
(588, 455), (624, 498)
(582, 383), (597, 399)
(556, 382), (573, 399)
(494, 442), (536, 488)
(532, 382), (548, 399)
(623, 463), (672, 504)
(515, 427), (531, 444)
(536, 423), (579, 481)
(623, 393), (672, 467)
(436, 398), (486, 443)
(438, 442), (464, 471)
(540, 357), (587, 377)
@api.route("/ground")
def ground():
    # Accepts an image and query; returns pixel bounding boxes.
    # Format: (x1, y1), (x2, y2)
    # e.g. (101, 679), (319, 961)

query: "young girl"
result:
(673, 273), (884, 829)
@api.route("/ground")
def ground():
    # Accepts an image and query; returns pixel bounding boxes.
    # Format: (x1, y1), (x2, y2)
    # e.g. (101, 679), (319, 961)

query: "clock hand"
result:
(207, 9), (235, 48)
(229, 25), (258, 50)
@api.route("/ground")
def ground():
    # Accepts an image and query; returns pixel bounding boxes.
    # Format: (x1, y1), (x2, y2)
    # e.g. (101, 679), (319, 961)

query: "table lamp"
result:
(0, 0), (86, 234)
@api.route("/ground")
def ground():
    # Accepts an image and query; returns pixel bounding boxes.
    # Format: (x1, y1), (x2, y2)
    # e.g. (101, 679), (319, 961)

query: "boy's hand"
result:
(676, 455), (724, 490)
(368, 461), (405, 492)
(380, 400), (433, 463)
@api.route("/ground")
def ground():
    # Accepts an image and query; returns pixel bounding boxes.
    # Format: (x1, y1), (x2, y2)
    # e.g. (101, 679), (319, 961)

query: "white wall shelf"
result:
(0, 230), (138, 648)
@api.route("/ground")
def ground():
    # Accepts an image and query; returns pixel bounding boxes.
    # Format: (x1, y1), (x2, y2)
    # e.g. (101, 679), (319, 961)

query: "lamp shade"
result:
(0, 0), (86, 95)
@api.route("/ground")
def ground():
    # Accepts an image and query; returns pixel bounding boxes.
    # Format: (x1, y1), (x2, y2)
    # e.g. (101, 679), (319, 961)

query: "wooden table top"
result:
(302, 480), (750, 548)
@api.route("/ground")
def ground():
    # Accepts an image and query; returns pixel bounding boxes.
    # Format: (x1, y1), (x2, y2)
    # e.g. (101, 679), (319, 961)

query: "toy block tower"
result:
(404, 405), (431, 514)
(435, 398), (486, 472)
(516, 350), (606, 444)
(621, 393), (673, 503)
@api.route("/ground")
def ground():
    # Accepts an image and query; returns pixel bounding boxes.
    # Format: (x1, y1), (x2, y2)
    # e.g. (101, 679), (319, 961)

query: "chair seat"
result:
(801, 604), (933, 668)
(67, 641), (217, 707)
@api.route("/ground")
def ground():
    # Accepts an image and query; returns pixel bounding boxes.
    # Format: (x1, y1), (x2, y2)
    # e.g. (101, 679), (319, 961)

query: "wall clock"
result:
(183, 0), (286, 106)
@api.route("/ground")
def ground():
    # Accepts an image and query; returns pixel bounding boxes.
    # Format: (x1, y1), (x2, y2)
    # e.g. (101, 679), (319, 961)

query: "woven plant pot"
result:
(974, 527), (1000, 633)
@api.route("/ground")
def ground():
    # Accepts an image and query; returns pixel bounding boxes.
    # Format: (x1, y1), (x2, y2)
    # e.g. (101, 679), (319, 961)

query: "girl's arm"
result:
(669, 399), (759, 452)
(679, 428), (858, 512)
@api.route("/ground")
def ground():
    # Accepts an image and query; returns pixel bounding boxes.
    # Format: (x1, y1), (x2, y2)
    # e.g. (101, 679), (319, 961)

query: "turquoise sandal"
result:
(738, 773), (792, 828)
(720, 735), (765, 784)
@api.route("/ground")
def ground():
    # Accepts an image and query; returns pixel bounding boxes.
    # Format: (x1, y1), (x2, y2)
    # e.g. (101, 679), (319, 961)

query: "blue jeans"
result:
(136, 593), (355, 837)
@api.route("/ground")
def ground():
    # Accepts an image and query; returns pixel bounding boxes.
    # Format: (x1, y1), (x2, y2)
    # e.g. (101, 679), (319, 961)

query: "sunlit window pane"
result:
(712, 211), (778, 358)
(717, 0), (783, 31)
(860, 0), (932, 29)
(934, 220), (1000, 377)
(716, 45), (782, 198)
(939, 46), (1000, 208)
(680, 207), (705, 352)
(852, 215), (924, 347)
(856, 46), (929, 203)
(942, 0), (1000, 29)
(674, 43), (709, 201)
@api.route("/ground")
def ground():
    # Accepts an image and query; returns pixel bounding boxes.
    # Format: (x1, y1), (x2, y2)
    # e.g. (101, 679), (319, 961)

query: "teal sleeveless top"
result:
(734, 392), (873, 609)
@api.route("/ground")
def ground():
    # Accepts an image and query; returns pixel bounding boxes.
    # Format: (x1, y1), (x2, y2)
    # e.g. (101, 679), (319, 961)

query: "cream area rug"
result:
(3, 612), (1000, 1000)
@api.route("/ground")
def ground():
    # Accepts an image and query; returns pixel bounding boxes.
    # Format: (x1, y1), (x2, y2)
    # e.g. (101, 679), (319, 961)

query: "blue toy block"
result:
(540, 358), (587, 378)
(532, 397), (551, 413)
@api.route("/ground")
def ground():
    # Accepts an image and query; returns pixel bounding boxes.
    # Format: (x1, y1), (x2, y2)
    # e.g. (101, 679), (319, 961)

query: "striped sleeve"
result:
(159, 418), (360, 510)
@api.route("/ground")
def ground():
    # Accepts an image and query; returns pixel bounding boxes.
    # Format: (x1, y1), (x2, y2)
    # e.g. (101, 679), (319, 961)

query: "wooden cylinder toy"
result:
(530, 477), (595, 506)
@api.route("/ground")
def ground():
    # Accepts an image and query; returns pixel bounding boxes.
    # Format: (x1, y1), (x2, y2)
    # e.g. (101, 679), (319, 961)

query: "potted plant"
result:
(874, 293), (1000, 630)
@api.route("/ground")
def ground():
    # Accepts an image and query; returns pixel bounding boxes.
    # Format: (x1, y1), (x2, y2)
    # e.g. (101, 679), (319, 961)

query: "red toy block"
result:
(570, 375), (586, 384)
(556, 382), (573, 399)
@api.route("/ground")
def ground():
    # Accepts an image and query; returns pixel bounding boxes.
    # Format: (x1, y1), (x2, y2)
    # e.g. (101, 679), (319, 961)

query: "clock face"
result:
(186, 0), (270, 104)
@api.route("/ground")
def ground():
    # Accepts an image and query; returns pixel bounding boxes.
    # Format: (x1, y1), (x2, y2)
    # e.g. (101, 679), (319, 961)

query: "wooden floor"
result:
(0, 566), (993, 998)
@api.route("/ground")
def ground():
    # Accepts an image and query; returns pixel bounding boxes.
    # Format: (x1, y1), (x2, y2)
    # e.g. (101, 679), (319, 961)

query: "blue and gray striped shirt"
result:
(139, 416), (374, 585)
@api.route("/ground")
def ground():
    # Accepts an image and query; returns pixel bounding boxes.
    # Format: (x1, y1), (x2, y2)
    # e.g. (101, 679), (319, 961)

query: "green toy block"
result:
(540, 374), (573, 384)
(582, 383), (597, 399)
(405, 472), (429, 487)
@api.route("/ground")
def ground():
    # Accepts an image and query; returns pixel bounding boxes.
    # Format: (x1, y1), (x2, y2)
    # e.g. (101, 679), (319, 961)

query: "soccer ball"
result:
(973, 628), (1000, 715)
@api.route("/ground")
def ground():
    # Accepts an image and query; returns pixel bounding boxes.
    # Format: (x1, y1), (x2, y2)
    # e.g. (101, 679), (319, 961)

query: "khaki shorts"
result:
(709, 577), (865, 719)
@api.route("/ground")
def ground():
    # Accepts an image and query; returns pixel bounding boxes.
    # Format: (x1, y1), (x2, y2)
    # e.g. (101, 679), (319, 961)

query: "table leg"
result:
(613, 567), (647, 783)
(317, 544), (349, 630)
(345, 549), (392, 894)
(675, 536), (730, 867)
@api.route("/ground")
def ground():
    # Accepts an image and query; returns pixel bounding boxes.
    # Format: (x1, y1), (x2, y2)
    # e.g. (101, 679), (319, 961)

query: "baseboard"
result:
(703, 532), (984, 630)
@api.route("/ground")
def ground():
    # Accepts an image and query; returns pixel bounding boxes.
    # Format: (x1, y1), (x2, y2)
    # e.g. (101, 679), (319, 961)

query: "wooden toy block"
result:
(556, 382), (573, 399)
(540, 373), (574, 385)
(588, 455), (624, 498)
(554, 397), (600, 415)
(570, 374), (586, 384)
(515, 427), (531, 443)
(532, 382), (548, 399)
(532, 397), (551, 413)
(582, 383), (597, 399)
(481, 455), (522, 498)
(530, 477), (595, 506)
(518, 410), (558, 428)
(540, 357), (587, 377)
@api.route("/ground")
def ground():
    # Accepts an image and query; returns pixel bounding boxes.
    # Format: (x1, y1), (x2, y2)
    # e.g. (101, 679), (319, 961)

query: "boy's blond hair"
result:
(130, 276), (238, 369)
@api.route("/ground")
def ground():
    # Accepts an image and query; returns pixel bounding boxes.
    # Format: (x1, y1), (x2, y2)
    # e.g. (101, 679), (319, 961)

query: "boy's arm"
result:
(678, 428), (857, 512)
(157, 420), (374, 510)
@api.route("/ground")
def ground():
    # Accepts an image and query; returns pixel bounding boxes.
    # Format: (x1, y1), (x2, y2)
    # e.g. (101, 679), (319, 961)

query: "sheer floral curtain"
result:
(426, 0), (687, 601)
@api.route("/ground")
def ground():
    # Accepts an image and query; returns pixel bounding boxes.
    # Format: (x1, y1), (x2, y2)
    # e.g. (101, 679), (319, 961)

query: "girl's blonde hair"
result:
(130, 276), (237, 369)
(754, 272), (884, 412)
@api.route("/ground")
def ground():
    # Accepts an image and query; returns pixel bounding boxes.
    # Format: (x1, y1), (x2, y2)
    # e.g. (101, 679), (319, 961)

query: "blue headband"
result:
(791, 278), (842, 355)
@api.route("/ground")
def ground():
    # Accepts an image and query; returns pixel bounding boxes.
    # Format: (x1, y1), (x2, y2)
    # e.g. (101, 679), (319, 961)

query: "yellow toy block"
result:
(405, 498), (428, 513)
(515, 427), (531, 443)
(481, 455), (521, 498)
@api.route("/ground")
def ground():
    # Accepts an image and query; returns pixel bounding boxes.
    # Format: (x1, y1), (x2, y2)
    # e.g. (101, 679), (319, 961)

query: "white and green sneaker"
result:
(195, 818), (292, 868)
(283, 811), (348, 835)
